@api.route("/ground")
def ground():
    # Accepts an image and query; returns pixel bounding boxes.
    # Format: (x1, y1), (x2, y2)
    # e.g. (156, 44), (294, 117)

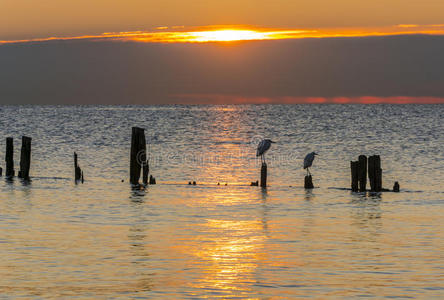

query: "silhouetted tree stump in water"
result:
(5, 137), (14, 178)
(139, 130), (149, 185)
(74, 152), (83, 183)
(304, 175), (314, 189)
(350, 161), (359, 192)
(18, 136), (32, 180)
(358, 155), (367, 192)
(368, 155), (382, 192)
(143, 161), (149, 185)
(260, 163), (267, 188)
(130, 127), (147, 185)
(393, 181), (400, 192)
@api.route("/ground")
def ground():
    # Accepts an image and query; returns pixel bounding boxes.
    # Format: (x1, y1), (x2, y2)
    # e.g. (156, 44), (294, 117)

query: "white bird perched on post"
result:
(256, 139), (275, 164)
(303, 152), (318, 175)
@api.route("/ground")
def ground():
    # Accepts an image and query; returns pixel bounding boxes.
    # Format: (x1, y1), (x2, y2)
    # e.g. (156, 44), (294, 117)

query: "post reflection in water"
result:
(127, 200), (154, 292)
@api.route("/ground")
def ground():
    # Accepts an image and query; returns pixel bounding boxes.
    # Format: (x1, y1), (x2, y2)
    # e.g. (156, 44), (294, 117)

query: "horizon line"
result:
(2, 96), (444, 105)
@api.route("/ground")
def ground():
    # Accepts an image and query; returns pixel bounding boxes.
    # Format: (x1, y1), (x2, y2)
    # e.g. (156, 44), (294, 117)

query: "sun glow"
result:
(2, 25), (444, 45)
(187, 29), (268, 42)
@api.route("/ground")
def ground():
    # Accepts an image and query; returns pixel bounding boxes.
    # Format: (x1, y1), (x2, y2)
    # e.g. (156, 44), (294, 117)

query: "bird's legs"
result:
(306, 168), (311, 176)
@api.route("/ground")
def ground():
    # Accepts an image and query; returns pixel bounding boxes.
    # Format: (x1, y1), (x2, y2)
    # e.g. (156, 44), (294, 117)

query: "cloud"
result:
(2, 25), (444, 45)
(1, 35), (443, 104)
(172, 94), (444, 104)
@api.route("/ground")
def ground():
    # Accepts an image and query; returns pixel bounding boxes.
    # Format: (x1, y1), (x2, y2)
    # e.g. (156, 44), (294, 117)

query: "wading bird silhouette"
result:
(257, 139), (275, 164)
(303, 152), (318, 176)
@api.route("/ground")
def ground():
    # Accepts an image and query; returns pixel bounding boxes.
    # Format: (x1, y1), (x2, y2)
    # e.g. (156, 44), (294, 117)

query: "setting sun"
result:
(187, 29), (268, 42)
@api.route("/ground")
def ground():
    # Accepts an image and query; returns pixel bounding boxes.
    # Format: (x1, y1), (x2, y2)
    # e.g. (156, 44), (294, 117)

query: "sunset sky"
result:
(1, 0), (444, 104)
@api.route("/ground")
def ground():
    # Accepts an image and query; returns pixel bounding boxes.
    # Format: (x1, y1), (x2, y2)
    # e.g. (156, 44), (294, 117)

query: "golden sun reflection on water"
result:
(185, 219), (267, 295)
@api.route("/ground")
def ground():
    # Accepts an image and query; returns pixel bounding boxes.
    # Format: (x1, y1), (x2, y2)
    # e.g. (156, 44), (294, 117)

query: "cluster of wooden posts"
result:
(2, 130), (400, 193)
(350, 155), (399, 192)
(251, 155), (399, 192)
(0, 136), (32, 181)
(1, 127), (157, 186)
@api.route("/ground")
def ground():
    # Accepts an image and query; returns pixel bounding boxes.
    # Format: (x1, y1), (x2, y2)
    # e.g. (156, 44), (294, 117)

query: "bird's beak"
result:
(271, 141), (276, 143)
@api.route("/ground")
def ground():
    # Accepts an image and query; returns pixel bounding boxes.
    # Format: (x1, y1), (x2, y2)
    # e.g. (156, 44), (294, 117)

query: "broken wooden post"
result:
(393, 181), (400, 192)
(260, 162), (267, 187)
(350, 161), (359, 192)
(130, 127), (147, 185)
(139, 131), (149, 185)
(74, 152), (83, 182)
(358, 155), (367, 192)
(149, 175), (156, 184)
(375, 156), (382, 192)
(143, 164), (149, 185)
(0, 167), (2, 176)
(368, 156), (374, 191)
(304, 175), (314, 189)
(18, 136), (32, 180)
(368, 155), (382, 192)
(5, 137), (14, 177)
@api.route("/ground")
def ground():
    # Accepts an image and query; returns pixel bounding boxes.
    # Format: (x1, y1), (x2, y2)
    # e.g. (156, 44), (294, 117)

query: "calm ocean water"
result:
(0, 105), (443, 298)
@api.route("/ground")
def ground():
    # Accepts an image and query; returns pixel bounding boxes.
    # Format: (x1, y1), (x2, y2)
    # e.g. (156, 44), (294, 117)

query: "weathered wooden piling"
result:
(368, 155), (382, 192)
(5, 137), (14, 177)
(393, 181), (400, 192)
(350, 161), (359, 192)
(260, 163), (267, 187)
(74, 152), (82, 182)
(140, 131), (149, 185)
(18, 136), (32, 180)
(142, 164), (149, 185)
(358, 155), (367, 192)
(130, 127), (147, 185)
(304, 175), (314, 189)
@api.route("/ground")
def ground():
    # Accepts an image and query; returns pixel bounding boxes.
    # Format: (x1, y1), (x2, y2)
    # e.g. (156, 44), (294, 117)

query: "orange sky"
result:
(2, 0), (444, 40)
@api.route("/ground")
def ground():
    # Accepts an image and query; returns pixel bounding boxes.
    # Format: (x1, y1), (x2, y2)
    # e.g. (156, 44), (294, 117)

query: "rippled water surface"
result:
(0, 105), (443, 298)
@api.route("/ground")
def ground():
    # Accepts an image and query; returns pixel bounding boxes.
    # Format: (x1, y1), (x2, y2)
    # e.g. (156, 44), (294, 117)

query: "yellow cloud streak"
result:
(1, 25), (444, 45)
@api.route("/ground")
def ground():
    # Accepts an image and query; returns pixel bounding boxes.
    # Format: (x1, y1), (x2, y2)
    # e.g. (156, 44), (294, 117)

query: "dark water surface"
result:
(0, 105), (443, 298)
